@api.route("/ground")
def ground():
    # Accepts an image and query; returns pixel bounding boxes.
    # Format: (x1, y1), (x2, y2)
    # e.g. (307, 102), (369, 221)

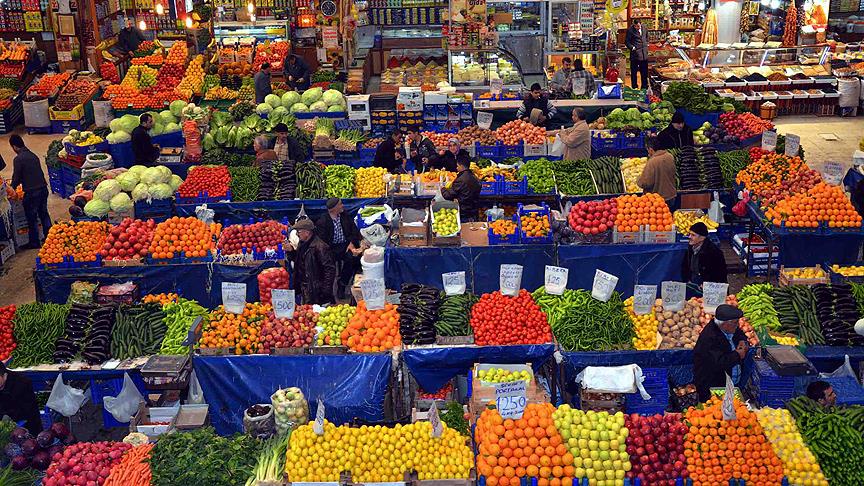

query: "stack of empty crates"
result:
(745, 359), (796, 407)
(624, 368), (669, 415)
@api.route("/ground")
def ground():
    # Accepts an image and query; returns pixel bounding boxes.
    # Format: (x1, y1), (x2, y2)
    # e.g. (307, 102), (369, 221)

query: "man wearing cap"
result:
(290, 218), (337, 305)
(316, 198), (365, 299)
(432, 138), (470, 172)
(693, 304), (749, 402)
(682, 222), (727, 291)
(656, 112), (695, 150)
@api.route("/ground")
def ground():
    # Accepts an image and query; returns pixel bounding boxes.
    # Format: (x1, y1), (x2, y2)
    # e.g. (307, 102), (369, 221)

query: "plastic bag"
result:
(67, 281), (98, 305)
(362, 246), (384, 264)
(271, 387), (309, 434)
(360, 224), (389, 247)
(195, 204), (214, 225)
(46, 374), (89, 417)
(575, 365), (651, 399)
(243, 404), (275, 439)
(103, 373), (144, 422)
(549, 134), (564, 157)
(820, 355), (856, 379)
(187, 370), (205, 405)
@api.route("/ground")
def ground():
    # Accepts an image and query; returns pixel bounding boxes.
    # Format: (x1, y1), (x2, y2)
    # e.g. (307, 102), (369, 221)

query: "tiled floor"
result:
(0, 115), (862, 305)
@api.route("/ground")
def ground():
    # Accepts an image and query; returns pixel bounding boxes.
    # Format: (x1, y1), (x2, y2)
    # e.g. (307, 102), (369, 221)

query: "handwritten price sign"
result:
(495, 380), (527, 419)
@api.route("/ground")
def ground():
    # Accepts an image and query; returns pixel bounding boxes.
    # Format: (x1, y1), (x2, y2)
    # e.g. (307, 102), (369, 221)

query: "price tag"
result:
(360, 278), (386, 310)
(221, 282), (247, 314)
(442, 271), (466, 296)
(271, 289), (296, 319)
(428, 402), (443, 438)
(490, 78), (503, 96)
(572, 77), (587, 96)
(495, 381), (527, 419)
(661, 281), (686, 312)
(499, 264), (523, 297)
(313, 399), (325, 435)
(784, 133), (800, 157)
(633, 285), (657, 315)
(722, 374), (736, 421)
(544, 265), (569, 295)
(813, 160), (851, 186)
(761, 130), (778, 152)
(702, 282), (729, 314)
(591, 269), (618, 302)
(477, 111), (493, 130)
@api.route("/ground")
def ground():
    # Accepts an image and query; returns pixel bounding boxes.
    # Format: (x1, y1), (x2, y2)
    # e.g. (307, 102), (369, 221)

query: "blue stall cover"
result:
(35, 261), (280, 308)
(175, 198), (386, 226)
(403, 344), (555, 392)
(778, 233), (864, 267)
(193, 354), (392, 435)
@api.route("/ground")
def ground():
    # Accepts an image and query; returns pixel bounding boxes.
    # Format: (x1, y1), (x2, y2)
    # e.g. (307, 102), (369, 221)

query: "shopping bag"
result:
(46, 374), (89, 417)
(549, 134), (565, 157)
(103, 373), (144, 423)
(576, 365), (651, 399)
(187, 370), (205, 404)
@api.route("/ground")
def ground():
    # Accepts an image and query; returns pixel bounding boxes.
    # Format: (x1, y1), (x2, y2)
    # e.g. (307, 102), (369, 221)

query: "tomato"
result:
(469, 290), (552, 346)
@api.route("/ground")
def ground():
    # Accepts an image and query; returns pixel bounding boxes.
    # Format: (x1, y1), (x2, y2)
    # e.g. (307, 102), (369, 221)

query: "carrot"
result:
(105, 443), (154, 486)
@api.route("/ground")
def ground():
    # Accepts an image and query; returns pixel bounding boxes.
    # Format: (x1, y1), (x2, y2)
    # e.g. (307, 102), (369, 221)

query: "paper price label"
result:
(702, 282), (729, 314)
(490, 78), (503, 95)
(313, 399), (326, 435)
(661, 281), (686, 312)
(816, 160), (849, 186)
(572, 78), (587, 96)
(221, 282), (247, 314)
(499, 264), (523, 297)
(428, 402), (443, 438)
(722, 374), (737, 421)
(360, 278), (386, 310)
(477, 111), (493, 130)
(633, 285), (657, 315)
(784, 133), (800, 157)
(494, 380), (527, 420)
(591, 270), (618, 302)
(544, 266), (569, 295)
(442, 271), (466, 296)
(761, 130), (778, 152)
(271, 289), (296, 319)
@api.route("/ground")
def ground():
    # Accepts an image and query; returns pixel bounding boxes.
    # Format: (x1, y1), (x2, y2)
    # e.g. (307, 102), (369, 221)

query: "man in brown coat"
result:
(637, 136), (677, 206)
(556, 107), (591, 161)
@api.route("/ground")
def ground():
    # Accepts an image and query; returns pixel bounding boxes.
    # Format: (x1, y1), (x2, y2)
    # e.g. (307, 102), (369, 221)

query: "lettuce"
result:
(140, 167), (165, 185)
(128, 165), (148, 176)
(290, 102), (309, 113)
(149, 183), (174, 199)
(131, 183), (150, 202)
(164, 122), (180, 133)
(301, 87), (323, 105)
(109, 118), (125, 133)
(265, 94), (282, 108)
(327, 105), (344, 112)
(110, 192), (132, 212)
(116, 171), (139, 192)
(94, 179), (122, 202)
(169, 174), (183, 191)
(119, 114), (140, 132)
(159, 110), (176, 125)
(322, 89), (343, 107)
(281, 91), (301, 107)
(211, 111), (233, 128)
(170, 100), (187, 117)
(84, 199), (110, 217)
(309, 101), (328, 112)
(256, 103), (272, 115)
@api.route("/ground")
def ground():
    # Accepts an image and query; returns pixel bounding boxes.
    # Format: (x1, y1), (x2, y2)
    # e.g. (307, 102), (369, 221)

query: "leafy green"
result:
(229, 101), (256, 121)
(149, 427), (264, 486)
(211, 111), (233, 128)
(662, 82), (725, 114)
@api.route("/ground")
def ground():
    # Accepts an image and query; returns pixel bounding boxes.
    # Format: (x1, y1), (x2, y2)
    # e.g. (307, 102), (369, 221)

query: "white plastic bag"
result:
(360, 225), (389, 247)
(575, 365), (651, 399)
(820, 355), (856, 379)
(195, 204), (215, 225)
(187, 370), (205, 405)
(549, 134), (565, 157)
(103, 373), (144, 423)
(46, 373), (89, 417)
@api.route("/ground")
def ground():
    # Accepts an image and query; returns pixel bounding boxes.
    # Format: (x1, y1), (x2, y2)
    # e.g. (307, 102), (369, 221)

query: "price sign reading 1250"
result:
(494, 380), (527, 420)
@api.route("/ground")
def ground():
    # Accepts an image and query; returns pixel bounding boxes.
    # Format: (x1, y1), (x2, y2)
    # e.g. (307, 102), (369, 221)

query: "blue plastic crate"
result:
(745, 360), (796, 407)
(91, 377), (145, 427)
(498, 176), (527, 195)
(65, 140), (110, 157)
(109, 141), (135, 168)
(824, 376), (864, 406)
(518, 203), (554, 244)
(175, 190), (232, 205)
(679, 109), (721, 130)
(51, 118), (90, 134)
(487, 214), (519, 245)
(147, 250), (214, 265)
(35, 254), (103, 270)
(152, 130), (184, 148)
(61, 164), (81, 185)
(335, 150), (357, 160)
(500, 143), (523, 157)
(591, 133), (618, 151)
(480, 180), (497, 195)
(48, 167), (64, 195)
(359, 147), (377, 160)
(476, 143), (500, 158)
(617, 132), (645, 150)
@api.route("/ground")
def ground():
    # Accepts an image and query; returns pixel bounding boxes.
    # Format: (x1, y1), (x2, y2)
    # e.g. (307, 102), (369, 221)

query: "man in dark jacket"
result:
(682, 222), (727, 285)
(316, 198), (365, 298)
(10, 135), (51, 249)
(131, 113), (160, 166)
(516, 83), (557, 127)
(118, 18), (146, 54)
(291, 219), (337, 305)
(441, 155), (481, 222)
(432, 138), (470, 172)
(0, 362), (42, 435)
(656, 112), (695, 150)
(254, 62), (272, 104)
(373, 129), (405, 173)
(625, 19), (650, 89)
(693, 304), (748, 402)
(407, 127), (437, 172)
(284, 54), (311, 91)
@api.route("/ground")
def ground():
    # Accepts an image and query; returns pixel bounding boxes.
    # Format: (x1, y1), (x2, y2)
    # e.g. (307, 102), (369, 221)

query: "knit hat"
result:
(293, 219), (314, 231)
(326, 197), (340, 210)
(671, 111), (685, 124)
(690, 222), (709, 237)
(715, 304), (744, 322)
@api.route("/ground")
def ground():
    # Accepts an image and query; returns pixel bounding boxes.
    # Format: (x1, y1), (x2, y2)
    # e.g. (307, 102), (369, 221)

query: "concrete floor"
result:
(0, 115), (862, 306)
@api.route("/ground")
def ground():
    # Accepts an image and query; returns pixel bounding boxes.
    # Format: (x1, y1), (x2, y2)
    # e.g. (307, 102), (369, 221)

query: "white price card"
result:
(591, 270), (618, 302)
(360, 278), (386, 310)
(495, 380), (528, 420)
(442, 271), (466, 296)
(428, 402), (443, 438)
(490, 78), (503, 95)
(761, 130), (778, 152)
(271, 289), (296, 319)
(722, 374), (737, 421)
(572, 78), (587, 96)
(661, 281), (686, 312)
(221, 282), (247, 314)
(633, 285), (657, 315)
(702, 282), (729, 314)
(813, 160), (851, 186)
(544, 265), (569, 295)
(313, 399), (326, 435)
(784, 133), (800, 157)
(499, 264), (523, 297)
(477, 111), (494, 130)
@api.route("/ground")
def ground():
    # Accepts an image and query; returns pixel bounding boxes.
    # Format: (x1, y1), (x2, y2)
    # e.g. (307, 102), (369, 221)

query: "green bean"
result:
(532, 287), (634, 351)
(11, 303), (69, 367)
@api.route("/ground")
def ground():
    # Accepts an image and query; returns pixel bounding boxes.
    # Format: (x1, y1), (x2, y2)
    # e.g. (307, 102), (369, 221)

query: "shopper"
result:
(625, 19), (650, 89)
(254, 62), (273, 104)
(682, 221), (728, 287)
(316, 198), (365, 299)
(284, 54), (311, 91)
(549, 57), (573, 96)
(553, 107), (591, 161)
(638, 135), (677, 205)
(272, 123), (300, 162)
(118, 18), (146, 54)
(692, 304), (748, 402)
(254, 135), (277, 165)
(516, 83), (557, 127)
(290, 219), (337, 305)
(0, 362), (42, 436)
(373, 129), (406, 173)
(806, 381), (837, 407)
(570, 59), (597, 98)
(432, 138), (469, 172)
(131, 113), (160, 166)
(441, 155), (481, 222)
(407, 127), (437, 172)
(656, 112), (695, 150)
(10, 135), (51, 249)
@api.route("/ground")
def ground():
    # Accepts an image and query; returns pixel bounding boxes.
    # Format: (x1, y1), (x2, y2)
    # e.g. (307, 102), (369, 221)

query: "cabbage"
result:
(281, 91), (301, 107)
(128, 165), (148, 176)
(301, 87), (322, 105)
(119, 114), (140, 132)
(149, 183), (174, 199)
(326, 105), (344, 112)
(256, 103), (272, 115)
(309, 101), (328, 112)
(109, 192), (132, 212)
(140, 167), (164, 185)
(159, 110), (176, 125)
(164, 122), (180, 133)
(290, 102), (309, 113)
(271, 106), (288, 120)
(93, 179), (122, 201)
(116, 171), (139, 192)
(150, 123), (164, 136)
(170, 100), (187, 117)
(169, 174), (183, 191)
(322, 89), (343, 107)
(106, 131), (131, 144)
(131, 183), (150, 202)
(156, 166), (172, 182)
(84, 199), (110, 218)
(265, 94), (282, 108)
(109, 118), (125, 133)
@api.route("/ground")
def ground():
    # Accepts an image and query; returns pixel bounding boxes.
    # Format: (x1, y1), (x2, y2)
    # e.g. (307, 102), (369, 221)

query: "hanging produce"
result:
(783, 4), (799, 46)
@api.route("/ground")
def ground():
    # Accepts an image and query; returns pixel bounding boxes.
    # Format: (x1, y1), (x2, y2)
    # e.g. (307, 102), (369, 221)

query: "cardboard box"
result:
(398, 208), (429, 247)
(424, 91), (448, 105)
(49, 104), (85, 121)
(430, 200), (461, 246)
(130, 403), (178, 439)
(460, 222), (489, 246)
(397, 87), (423, 111)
